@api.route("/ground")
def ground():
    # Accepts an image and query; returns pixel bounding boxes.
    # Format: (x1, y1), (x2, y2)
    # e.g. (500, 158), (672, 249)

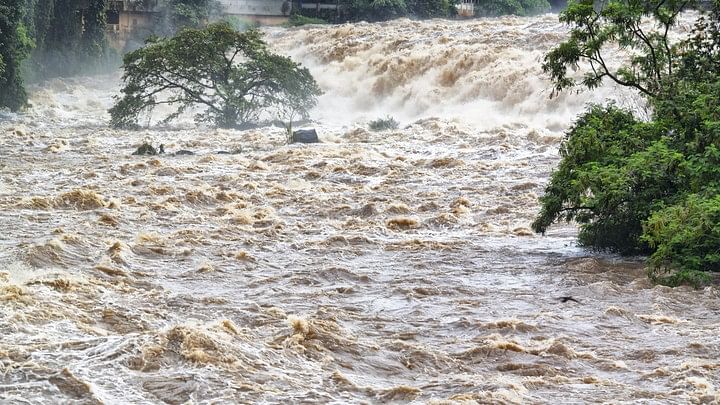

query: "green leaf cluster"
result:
(157, 0), (223, 35)
(284, 14), (329, 27)
(109, 22), (322, 129)
(19, 0), (114, 80)
(369, 116), (399, 131)
(343, 0), (457, 22)
(474, 0), (550, 17)
(543, 0), (687, 98)
(535, 0), (720, 286)
(0, 0), (32, 110)
(643, 194), (720, 286)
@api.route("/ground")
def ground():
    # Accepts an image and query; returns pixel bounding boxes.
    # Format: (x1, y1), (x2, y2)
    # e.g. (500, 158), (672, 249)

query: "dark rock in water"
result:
(356, 203), (378, 217)
(292, 129), (319, 144)
(132, 142), (164, 156)
(174, 150), (195, 156)
(215, 147), (242, 155)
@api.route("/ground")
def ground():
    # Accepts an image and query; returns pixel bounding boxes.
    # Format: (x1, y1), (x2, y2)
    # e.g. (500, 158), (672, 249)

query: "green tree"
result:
(109, 22), (322, 129)
(81, 0), (109, 64)
(157, 0), (222, 34)
(19, 0), (113, 79)
(407, 0), (457, 18)
(475, 0), (550, 17)
(341, 0), (457, 21)
(0, 0), (32, 111)
(345, 0), (409, 21)
(534, 0), (720, 286)
(542, 0), (687, 98)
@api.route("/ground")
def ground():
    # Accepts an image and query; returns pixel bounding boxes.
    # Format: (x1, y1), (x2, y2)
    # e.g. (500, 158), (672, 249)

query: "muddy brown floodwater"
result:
(1, 14), (719, 405)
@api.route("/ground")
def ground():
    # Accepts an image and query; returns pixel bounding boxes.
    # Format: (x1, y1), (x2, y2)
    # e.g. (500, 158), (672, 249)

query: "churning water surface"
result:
(1, 13), (719, 404)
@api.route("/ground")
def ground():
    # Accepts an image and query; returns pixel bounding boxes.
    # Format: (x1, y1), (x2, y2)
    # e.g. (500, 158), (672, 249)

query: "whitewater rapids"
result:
(1, 14), (718, 404)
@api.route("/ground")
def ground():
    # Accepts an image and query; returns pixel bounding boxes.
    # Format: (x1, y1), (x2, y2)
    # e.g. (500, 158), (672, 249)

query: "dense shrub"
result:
(407, 0), (457, 18)
(475, 0), (550, 17)
(0, 0), (32, 110)
(535, 0), (720, 286)
(345, 0), (409, 21)
(22, 0), (114, 81)
(284, 14), (329, 27)
(109, 23), (322, 129)
(341, 0), (455, 22)
(643, 195), (720, 285)
(368, 116), (399, 131)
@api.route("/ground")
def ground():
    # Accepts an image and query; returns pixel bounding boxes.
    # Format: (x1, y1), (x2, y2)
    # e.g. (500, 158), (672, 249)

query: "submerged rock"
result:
(173, 150), (195, 156)
(292, 129), (320, 144)
(132, 143), (164, 156)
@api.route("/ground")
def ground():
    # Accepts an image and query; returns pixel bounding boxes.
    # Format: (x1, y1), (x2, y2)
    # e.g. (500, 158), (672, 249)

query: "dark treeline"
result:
(0, 0), (219, 111)
(0, 0), (113, 111)
(294, 0), (553, 23)
(23, 0), (112, 80)
(0, 0), (30, 110)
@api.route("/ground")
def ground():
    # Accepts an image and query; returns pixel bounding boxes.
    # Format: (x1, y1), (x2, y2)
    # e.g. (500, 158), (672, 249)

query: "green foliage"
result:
(643, 195), (720, 276)
(26, 0), (81, 78)
(536, 0), (720, 286)
(20, 0), (114, 80)
(0, 0), (32, 111)
(543, 0), (687, 98)
(345, 0), (408, 21)
(368, 116), (399, 131)
(110, 22), (322, 129)
(81, 0), (109, 63)
(407, 0), (457, 18)
(284, 14), (329, 27)
(532, 105), (664, 254)
(341, 0), (456, 21)
(475, 0), (550, 17)
(220, 15), (261, 31)
(155, 0), (222, 35)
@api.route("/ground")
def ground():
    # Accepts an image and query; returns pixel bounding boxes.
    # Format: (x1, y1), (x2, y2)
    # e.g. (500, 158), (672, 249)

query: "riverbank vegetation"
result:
(534, 0), (720, 286)
(472, 0), (550, 17)
(369, 116), (400, 131)
(0, 0), (31, 111)
(295, 0), (551, 22)
(0, 0), (111, 110)
(0, 0), (228, 111)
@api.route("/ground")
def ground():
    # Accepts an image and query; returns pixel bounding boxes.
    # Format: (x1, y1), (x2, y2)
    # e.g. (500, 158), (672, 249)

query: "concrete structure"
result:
(218, 0), (291, 25)
(457, 0), (476, 17)
(105, 1), (162, 50)
(104, 0), (292, 50)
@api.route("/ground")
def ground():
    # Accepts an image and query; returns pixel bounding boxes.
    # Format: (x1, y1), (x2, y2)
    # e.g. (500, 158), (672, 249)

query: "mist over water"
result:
(1, 14), (719, 404)
(267, 15), (645, 129)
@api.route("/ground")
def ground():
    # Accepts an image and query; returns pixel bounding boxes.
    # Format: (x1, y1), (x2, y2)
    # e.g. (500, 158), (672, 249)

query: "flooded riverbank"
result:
(1, 14), (718, 404)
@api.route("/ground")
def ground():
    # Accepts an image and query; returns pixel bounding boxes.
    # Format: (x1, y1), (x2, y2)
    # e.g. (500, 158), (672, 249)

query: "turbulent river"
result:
(1, 14), (719, 404)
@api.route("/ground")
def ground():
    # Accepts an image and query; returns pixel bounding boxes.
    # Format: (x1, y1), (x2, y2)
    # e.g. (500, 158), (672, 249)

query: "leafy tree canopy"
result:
(0, 0), (32, 110)
(535, 0), (720, 286)
(475, 0), (550, 17)
(158, 0), (222, 34)
(543, 0), (689, 98)
(342, 0), (457, 22)
(109, 22), (322, 129)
